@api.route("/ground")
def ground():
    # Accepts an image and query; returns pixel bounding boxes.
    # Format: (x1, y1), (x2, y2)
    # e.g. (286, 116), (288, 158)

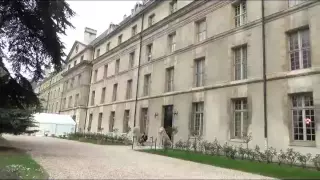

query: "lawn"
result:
(143, 149), (320, 179)
(0, 138), (48, 180)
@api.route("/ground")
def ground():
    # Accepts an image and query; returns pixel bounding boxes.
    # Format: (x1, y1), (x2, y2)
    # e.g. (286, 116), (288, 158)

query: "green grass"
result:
(142, 149), (320, 179)
(0, 139), (48, 180)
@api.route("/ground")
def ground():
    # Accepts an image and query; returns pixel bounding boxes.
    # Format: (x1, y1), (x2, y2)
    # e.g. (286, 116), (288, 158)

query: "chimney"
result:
(84, 27), (97, 44)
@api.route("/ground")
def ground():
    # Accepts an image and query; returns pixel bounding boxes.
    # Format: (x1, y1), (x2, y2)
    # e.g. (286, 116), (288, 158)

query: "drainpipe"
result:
(133, 13), (145, 128)
(84, 50), (94, 133)
(261, 0), (268, 149)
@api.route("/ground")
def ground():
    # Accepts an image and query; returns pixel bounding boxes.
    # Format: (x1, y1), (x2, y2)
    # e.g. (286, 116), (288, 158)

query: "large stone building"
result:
(37, 0), (320, 153)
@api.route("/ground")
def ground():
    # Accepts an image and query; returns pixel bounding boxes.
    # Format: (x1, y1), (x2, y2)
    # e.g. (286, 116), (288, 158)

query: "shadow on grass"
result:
(141, 149), (320, 180)
(0, 138), (48, 180)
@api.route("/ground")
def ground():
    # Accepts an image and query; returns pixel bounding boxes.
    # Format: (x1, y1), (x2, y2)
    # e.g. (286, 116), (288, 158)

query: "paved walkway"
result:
(4, 135), (273, 179)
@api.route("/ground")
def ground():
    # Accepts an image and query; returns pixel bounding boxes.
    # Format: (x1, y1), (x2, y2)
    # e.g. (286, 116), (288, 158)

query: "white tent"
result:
(31, 113), (76, 137)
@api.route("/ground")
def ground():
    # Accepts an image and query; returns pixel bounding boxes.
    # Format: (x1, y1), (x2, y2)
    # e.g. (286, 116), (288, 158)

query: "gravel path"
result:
(4, 135), (274, 179)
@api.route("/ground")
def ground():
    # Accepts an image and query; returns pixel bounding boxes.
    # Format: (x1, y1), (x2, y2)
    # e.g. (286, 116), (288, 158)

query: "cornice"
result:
(61, 60), (92, 77)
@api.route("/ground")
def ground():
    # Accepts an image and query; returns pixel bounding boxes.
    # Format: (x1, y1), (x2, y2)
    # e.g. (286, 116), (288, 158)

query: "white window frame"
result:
(196, 19), (206, 42)
(234, 46), (247, 80)
(233, 98), (248, 139)
(291, 93), (315, 142)
(101, 87), (106, 104)
(288, 29), (311, 70)
(91, 91), (95, 106)
(166, 67), (174, 92)
(143, 74), (151, 96)
(112, 83), (118, 102)
(123, 110), (130, 133)
(192, 102), (204, 136)
(129, 52), (135, 69)
(126, 80), (132, 99)
(115, 59), (120, 74)
(194, 58), (205, 87)
(288, 0), (304, 7)
(168, 33), (176, 53)
(147, 44), (153, 61)
(234, 0), (247, 27)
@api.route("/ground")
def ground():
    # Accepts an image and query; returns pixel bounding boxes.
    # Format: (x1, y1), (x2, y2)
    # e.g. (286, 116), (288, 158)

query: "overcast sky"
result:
(62, 0), (139, 56)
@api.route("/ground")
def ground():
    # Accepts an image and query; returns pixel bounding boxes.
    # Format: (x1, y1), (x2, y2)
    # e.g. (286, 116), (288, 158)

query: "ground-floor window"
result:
(291, 93), (315, 141)
(140, 108), (149, 135)
(191, 102), (204, 136)
(123, 110), (130, 133)
(109, 111), (115, 132)
(233, 98), (248, 139)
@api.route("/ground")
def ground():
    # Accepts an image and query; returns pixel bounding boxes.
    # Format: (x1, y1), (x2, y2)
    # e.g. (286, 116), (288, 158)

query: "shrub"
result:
(246, 148), (256, 161)
(264, 147), (277, 163)
(213, 138), (222, 156)
(183, 140), (191, 151)
(277, 150), (287, 165)
(163, 138), (171, 152)
(175, 140), (183, 149)
(238, 144), (246, 160)
(312, 154), (320, 171)
(286, 148), (299, 166)
(297, 153), (312, 168)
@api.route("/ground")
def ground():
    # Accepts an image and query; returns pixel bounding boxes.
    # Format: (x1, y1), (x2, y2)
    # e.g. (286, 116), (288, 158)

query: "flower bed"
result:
(66, 132), (132, 145)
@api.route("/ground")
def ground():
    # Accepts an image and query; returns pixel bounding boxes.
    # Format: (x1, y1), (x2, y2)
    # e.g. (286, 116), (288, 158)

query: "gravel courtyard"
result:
(4, 135), (273, 179)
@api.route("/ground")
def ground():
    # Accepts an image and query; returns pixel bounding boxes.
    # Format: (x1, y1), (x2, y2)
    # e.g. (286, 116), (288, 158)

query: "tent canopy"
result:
(33, 113), (76, 125)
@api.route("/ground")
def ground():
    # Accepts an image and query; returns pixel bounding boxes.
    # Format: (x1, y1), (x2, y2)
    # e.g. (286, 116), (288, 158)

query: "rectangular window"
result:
(132, 25), (137, 36)
(63, 98), (66, 109)
(234, 0), (247, 27)
(140, 108), (149, 135)
(143, 74), (151, 96)
(148, 14), (155, 27)
(68, 64), (71, 70)
(194, 58), (205, 87)
(289, 0), (304, 7)
(80, 55), (84, 61)
(97, 113), (103, 132)
(288, 29), (311, 70)
(166, 67), (174, 92)
(168, 32), (176, 53)
(126, 79), (133, 100)
(104, 64), (108, 78)
(147, 43), (153, 61)
(93, 69), (98, 82)
(129, 51), (135, 69)
(96, 49), (100, 58)
(196, 19), (206, 42)
(234, 46), (247, 80)
(192, 102), (204, 136)
(74, 93), (79, 107)
(91, 91), (95, 106)
(88, 113), (93, 132)
(109, 111), (115, 132)
(118, 34), (123, 45)
(112, 83), (118, 102)
(101, 87), (106, 104)
(291, 93), (315, 141)
(68, 96), (73, 108)
(123, 110), (130, 133)
(115, 59), (120, 74)
(106, 42), (110, 51)
(70, 77), (75, 88)
(73, 61), (76, 66)
(233, 98), (248, 139)
(55, 102), (59, 112)
(77, 74), (81, 86)
(170, 0), (177, 14)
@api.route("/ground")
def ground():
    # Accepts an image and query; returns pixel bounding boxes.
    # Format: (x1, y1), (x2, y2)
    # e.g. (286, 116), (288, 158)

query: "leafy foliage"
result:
(0, 0), (74, 135)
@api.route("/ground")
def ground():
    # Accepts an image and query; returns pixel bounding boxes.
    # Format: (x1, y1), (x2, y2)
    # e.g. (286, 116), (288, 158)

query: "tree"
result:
(0, 0), (75, 134)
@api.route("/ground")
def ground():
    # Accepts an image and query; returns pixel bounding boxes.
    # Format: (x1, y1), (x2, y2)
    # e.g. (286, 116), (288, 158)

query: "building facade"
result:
(37, 0), (320, 154)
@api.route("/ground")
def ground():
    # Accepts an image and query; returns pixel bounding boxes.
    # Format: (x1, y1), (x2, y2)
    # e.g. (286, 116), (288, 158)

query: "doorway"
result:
(163, 105), (173, 139)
